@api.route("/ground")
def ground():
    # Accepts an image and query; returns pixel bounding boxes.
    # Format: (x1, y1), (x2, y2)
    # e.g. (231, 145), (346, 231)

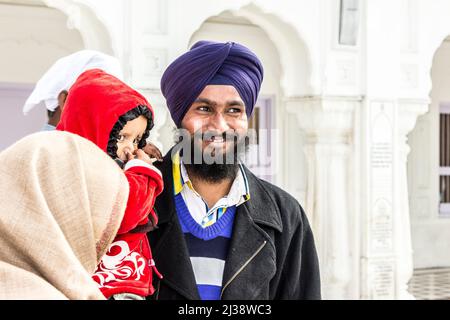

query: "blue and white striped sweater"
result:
(175, 193), (236, 300)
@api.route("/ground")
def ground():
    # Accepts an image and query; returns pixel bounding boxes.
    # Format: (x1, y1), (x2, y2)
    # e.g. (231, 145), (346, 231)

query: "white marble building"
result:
(1, 0), (450, 299)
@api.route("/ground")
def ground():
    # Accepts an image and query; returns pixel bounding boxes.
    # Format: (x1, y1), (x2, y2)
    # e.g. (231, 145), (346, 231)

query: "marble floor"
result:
(408, 267), (450, 300)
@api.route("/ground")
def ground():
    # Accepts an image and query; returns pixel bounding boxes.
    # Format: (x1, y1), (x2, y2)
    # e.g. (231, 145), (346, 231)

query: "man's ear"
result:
(58, 90), (68, 109)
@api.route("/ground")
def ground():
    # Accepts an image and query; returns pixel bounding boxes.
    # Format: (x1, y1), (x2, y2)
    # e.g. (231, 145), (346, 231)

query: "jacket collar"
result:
(239, 165), (283, 232)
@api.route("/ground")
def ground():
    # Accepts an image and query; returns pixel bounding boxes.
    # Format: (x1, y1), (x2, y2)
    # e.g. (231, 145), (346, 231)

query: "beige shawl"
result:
(0, 131), (129, 299)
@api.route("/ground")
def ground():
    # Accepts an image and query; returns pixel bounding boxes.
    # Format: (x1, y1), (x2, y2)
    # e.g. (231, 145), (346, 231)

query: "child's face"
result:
(116, 115), (148, 162)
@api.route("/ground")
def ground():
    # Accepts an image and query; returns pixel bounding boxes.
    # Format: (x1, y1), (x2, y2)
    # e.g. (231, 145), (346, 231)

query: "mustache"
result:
(193, 131), (241, 141)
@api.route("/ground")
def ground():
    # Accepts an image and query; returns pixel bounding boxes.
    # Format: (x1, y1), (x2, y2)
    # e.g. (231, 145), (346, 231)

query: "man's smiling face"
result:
(181, 84), (248, 161)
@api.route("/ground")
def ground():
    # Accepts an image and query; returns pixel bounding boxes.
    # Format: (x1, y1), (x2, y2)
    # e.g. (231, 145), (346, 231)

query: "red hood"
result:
(57, 69), (153, 152)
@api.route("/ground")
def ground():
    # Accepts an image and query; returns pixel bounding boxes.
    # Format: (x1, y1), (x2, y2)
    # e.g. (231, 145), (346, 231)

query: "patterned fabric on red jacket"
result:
(56, 69), (164, 298)
(93, 162), (163, 297)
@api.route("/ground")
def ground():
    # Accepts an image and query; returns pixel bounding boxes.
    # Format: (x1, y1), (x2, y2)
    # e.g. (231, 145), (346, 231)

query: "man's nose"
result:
(208, 112), (230, 133)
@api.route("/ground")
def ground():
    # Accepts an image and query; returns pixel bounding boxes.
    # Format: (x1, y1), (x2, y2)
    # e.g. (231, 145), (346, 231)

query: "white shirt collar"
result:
(179, 159), (250, 214)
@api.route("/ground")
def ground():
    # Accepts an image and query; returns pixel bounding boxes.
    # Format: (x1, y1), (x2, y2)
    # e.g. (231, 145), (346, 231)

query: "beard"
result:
(178, 130), (248, 183)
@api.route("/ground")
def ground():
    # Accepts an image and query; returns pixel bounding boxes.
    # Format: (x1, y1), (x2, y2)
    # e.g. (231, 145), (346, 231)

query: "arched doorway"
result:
(407, 36), (450, 299)
(0, 0), (114, 150)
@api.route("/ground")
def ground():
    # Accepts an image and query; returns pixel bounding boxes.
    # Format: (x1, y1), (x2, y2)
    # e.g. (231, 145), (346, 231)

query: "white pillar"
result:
(396, 100), (428, 299)
(360, 99), (397, 300)
(287, 96), (358, 299)
(122, 0), (174, 154)
(360, 99), (427, 300)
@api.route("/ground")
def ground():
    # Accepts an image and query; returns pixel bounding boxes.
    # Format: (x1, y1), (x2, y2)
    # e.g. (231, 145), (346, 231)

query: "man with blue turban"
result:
(147, 40), (321, 300)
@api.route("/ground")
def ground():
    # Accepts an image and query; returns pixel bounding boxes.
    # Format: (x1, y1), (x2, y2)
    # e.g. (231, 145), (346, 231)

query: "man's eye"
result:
(117, 135), (125, 142)
(133, 138), (141, 145)
(228, 108), (242, 113)
(198, 106), (210, 112)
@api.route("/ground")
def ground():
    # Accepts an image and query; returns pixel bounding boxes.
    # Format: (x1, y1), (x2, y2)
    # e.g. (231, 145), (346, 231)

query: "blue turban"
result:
(161, 40), (264, 127)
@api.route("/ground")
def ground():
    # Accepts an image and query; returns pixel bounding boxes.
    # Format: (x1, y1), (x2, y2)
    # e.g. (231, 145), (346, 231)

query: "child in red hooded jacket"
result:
(57, 69), (163, 300)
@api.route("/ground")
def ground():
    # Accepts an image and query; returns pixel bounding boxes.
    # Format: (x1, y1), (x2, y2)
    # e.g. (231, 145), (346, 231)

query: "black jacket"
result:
(147, 151), (321, 300)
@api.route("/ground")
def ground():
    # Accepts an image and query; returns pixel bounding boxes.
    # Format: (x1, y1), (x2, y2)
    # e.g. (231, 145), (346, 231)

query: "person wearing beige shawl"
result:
(0, 131), (129, 299)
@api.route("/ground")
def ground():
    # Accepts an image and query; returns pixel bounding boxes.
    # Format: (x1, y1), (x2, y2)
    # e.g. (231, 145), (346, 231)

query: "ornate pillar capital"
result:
(397, 99), (429, 132)
(285, 95), (360, 143)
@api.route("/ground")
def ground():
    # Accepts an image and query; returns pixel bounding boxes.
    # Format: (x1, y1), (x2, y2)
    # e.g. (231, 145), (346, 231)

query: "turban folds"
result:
(161, 41), (264, 127)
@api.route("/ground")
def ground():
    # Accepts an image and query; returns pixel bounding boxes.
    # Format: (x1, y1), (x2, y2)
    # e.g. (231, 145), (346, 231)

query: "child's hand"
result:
(134, 149), (154, 165)
(125, 150), (135, 162)
(143, 143), (163, 162)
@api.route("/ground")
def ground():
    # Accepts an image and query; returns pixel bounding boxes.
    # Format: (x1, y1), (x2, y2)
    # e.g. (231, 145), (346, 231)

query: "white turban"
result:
(23, 50), (123, 115)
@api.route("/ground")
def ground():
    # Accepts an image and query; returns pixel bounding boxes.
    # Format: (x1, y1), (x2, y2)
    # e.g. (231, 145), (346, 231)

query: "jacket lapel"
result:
(221, 167), (282, 299)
